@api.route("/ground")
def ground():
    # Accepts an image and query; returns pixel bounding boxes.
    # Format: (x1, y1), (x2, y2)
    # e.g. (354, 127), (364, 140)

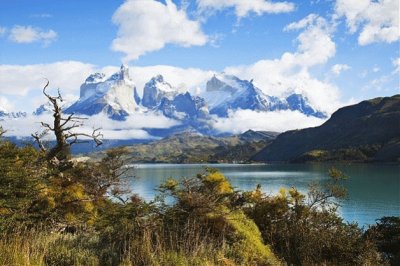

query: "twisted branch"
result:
(33, 80), (103, 163)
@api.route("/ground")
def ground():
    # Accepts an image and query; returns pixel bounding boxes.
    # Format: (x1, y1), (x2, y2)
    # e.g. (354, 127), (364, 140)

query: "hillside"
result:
(253, 95), (400, 162)
(96, 130), (278, 163)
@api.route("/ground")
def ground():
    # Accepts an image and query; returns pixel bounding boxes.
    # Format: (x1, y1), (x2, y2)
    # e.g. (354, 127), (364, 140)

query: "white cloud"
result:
(284, 13), (319, 31)
(0, 61), (97, 97)
(213, 109), (325, 134)
(284, 14), (336, 67)
(335, 0), (399, 45)
(197, 0), (295, 18)
(225, 14), (341, 114)
(2, 112), (180, 140)
(331, 64), (350, 75)
(111, 0), (208, 62)
(9, 25), (57, 45)
(0, 96), (14, 112)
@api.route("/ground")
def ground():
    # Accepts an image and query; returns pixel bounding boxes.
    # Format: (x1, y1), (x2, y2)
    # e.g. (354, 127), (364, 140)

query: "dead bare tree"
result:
(32, 80), (102, 165)
(0, 126), (5, 138)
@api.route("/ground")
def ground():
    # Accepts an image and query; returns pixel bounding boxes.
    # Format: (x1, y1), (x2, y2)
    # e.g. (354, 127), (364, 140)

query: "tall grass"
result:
(0, 222), (257, 266)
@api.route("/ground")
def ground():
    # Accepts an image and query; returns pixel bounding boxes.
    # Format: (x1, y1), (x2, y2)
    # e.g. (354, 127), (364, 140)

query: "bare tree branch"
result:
(0, 126), (6, 138)
(33, 80), (103, 164)
(31, 130), (48, 152)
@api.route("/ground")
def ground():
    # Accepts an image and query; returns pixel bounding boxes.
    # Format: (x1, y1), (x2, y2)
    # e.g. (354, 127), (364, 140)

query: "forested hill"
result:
(253, 94), (400, 162)
(93, 130), (279, 163)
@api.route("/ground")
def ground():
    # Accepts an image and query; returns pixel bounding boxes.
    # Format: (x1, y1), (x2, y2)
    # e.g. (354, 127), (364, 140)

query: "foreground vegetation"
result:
(1, 135), (399, 265)
(0, 87), (399, 265)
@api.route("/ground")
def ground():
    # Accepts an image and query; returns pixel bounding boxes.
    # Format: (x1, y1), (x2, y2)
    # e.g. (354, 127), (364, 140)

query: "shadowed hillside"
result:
(253, 95), (400, 162)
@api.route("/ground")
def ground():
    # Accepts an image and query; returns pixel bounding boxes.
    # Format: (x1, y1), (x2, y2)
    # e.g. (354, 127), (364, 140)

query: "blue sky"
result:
(0, 0), (398, 115)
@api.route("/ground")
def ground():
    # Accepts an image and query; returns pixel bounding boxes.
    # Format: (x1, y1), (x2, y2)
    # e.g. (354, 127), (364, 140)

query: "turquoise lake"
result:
(128, 163), (400, 227)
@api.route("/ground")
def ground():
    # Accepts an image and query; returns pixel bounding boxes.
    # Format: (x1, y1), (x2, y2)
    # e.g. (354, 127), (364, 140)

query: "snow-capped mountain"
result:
(65, 65), (140, 120)
(203, 74), (280, 117)
(202, 74), (327, 118)
(141, 75), (177, 108)
(135, 74), (213, 135)
(24, 65), (327, 138)
(0, 110), (26, 120)
(61, 66), (326, 123)
(284, 93), (326, 118)
(0, 103), (26, 119)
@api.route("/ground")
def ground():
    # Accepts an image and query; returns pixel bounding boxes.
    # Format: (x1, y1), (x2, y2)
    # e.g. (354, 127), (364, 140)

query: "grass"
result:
(0, 219), (281, 266)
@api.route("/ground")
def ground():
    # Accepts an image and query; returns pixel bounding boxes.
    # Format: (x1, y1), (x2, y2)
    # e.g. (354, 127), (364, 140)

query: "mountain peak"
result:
(65, 65), (138, 120)
(120, 64), (130, 80)
(107, 64), (131, 82)
(142, 75), (176, 108)
(152, 74), (164, 83)
(85, 73), (106, 84)
(285, 93), (327, 118)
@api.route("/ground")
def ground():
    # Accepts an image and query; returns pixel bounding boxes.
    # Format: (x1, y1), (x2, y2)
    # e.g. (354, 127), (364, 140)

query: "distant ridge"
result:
(253, 95), (400, 162)
(92, 130), (279, 164)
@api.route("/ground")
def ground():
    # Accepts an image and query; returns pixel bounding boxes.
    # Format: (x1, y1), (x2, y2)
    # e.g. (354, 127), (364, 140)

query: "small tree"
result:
(31, 80), (102, 166)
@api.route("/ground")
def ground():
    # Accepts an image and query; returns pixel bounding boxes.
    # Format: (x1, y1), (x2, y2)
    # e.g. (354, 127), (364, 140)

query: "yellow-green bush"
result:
(226, 210), (281, 266)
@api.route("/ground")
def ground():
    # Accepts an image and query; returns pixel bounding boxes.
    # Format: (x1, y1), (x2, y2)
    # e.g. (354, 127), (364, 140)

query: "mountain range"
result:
(0, 110), (26, 120)
(1, 65), (326, 139)
(26, 65), (324, 138)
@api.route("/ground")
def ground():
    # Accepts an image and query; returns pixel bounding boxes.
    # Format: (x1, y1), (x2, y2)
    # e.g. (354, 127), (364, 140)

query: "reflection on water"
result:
(128, 163), (400, 226)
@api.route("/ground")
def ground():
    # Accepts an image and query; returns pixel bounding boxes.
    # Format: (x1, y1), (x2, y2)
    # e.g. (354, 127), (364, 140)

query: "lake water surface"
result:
(128, 163), (400, 227)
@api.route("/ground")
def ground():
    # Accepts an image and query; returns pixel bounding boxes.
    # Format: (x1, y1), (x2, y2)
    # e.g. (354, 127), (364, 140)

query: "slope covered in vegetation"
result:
(91, 130), (277, 164)
(253, 95), (400, 162)
(1, 134), (396, 265)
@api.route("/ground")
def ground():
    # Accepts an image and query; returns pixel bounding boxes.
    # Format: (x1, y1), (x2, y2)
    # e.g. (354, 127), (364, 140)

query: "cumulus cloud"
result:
(283, 14), (336, 67)
(331, 64), (350, 75)
(9, 25), (57, 45)
(225, 14), (341, 114)
(2, 112), (180, 140)
(213, 109), (326, 134)
(111, 0), (208, 62)
(335, 0), (399, 45)
(0, 61), (98, 99)
(197, 0), (295, 18)
(0, 96), (14, 112)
